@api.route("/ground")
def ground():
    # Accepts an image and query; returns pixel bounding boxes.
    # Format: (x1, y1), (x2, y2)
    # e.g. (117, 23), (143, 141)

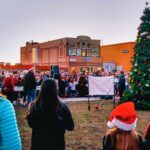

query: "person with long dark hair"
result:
(26, 79), (74, 150)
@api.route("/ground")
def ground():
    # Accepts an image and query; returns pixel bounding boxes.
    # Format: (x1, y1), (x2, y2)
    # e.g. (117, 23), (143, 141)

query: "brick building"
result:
(101, 42), (135, 71)
(20, 36), (102, 72)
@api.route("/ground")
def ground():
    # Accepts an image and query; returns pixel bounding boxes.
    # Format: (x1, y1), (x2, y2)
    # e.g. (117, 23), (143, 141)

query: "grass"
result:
(15, 100), (150, 150)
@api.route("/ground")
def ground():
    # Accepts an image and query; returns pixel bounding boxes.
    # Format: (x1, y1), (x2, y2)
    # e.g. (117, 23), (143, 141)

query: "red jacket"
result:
(3, 77), (14, 92)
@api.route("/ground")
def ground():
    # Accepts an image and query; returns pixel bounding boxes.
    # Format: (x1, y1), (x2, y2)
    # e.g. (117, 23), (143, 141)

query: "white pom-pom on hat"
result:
(107, 102), (137, 131)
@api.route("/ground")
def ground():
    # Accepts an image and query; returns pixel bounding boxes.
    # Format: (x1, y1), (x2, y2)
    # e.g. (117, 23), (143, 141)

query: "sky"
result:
(0, 0), (148, 63)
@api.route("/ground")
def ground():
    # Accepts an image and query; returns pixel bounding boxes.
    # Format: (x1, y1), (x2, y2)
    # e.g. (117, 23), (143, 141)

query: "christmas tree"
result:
(123, 2), (150, 110)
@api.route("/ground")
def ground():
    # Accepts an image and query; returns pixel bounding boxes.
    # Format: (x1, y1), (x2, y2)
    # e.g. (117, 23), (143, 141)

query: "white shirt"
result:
(125, 76), (129, 85)
(69, 82), (77, 91)
(114, 78), (119, 83)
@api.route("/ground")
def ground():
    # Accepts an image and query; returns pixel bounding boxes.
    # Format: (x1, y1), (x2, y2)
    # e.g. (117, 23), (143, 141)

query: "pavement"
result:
(61, 95), (120, 102)
(13, 95), (120, 106)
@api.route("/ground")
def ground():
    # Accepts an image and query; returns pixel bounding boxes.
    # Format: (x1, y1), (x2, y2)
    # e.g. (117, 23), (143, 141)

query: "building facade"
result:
(101, 42), (135, 71)
(20, 36), (102, 72)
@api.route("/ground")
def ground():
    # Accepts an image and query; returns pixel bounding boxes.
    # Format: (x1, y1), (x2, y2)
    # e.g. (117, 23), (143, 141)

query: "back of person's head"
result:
(107, 128), (140, 150)
(144, 122), (150, 140)
(106, 102), (140, 150)
(36, 79), (61, 112)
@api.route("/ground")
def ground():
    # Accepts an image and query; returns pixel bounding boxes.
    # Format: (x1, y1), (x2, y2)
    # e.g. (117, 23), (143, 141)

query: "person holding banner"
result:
(103, 102), (142, 150)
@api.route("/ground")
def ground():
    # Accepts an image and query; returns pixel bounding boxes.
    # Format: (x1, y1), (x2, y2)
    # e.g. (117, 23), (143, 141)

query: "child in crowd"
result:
(103, 102), (142, 150)
(143, 122), (150, 150)
(68, 78), (77, 97)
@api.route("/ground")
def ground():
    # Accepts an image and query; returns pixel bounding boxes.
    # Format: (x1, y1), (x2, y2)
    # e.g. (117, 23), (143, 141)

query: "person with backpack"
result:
(26, 79), (74, 150)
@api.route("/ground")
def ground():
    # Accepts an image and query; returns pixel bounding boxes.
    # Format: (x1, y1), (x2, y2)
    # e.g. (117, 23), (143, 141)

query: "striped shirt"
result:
(0, 97), (21, 150)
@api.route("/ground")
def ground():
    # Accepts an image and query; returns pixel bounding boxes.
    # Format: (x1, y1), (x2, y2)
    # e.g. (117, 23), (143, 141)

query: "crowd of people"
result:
(0, 68), (149, 150)
(0, 68), (129, 105)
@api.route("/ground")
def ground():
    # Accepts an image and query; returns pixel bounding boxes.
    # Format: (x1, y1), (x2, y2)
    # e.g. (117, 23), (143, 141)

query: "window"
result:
(87, 49), (92, 57)
(59, 47), (64, 57)
(77, 43), (80, 48)
(87, 43), (90, 48)
(77, 48), (81, 56)
(81, 49), (86, 56)
(68, 48), (76, 56)
(92, 48), (99, 56)
(82, 42), (86, 49)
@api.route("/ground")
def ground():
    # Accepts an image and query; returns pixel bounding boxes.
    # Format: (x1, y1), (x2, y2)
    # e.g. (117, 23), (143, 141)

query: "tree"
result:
(123, 2), (150, 110)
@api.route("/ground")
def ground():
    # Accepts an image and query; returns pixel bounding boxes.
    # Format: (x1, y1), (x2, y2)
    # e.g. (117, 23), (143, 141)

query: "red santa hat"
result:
(28, 67), (35, 72)
(107, 102), (137, 131)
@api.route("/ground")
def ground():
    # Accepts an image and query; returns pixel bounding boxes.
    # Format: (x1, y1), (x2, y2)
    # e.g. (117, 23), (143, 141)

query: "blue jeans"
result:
(26, 89), (36, 103)
(125, 85), (129, 90)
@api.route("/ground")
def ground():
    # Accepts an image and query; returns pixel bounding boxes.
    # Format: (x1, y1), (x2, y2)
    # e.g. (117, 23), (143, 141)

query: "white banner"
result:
(88, 76), (114, 96)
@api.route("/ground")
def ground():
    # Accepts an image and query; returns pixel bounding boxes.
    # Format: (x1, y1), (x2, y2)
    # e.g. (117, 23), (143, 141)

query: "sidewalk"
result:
(61, 95), (120, 102)
(15, 95), (120, 106)
(61, 97), (100, 102)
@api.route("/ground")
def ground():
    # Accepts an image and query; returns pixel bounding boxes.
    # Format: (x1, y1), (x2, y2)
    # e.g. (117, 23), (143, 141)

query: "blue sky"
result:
(0, 0), (147, 63)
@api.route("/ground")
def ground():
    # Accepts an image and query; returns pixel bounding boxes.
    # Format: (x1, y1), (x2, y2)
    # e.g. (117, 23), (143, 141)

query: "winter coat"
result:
(0, 96), (21, 150)
(3, 77), (14, 92)
(23, 71), (36, 91)
(27, 102), (74, 150)
(118, 75), (125, 91)
(58, 79), (67, 94)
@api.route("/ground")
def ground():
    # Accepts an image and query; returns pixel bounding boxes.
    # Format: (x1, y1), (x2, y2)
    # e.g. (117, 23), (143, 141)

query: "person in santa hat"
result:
(3, 72), (14, 103)
(103, 102), (142, 150)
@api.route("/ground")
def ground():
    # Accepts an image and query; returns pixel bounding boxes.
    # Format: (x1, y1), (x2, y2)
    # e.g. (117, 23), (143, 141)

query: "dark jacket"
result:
(118, 75), (125, 91)
(58, 79), (67, 95)
(23, 71), (36, 91)
(27, 102), (74, 150)
(103, 133), (142, 150)
(142, 139), (150, 150)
